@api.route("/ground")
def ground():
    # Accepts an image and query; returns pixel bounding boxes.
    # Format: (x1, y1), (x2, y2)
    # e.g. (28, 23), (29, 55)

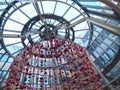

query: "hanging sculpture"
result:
(5, 38), (102, 90)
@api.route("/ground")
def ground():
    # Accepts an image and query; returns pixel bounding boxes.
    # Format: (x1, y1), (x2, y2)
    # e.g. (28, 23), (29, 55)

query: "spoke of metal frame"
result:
(0, 70), (9, 87)
(53, 18), (85, 32)
(11, 48), (24, 55)
(0, 29), (44, 38)
(87, 53), (115, 90)
(5, 41), (22, 47)
(12, 2), (31, 19)
(94, 29), (120, 45)
(86, 10), (117, 20)
(100, 0), (120, 15)
(74, 29), (89, 32)
(2, 29), (21, 33)
(39, 0), (44, 14)
(31, 5), (43, 26)
(5, 17), (25, 26)
(33, 1), (45, 23)
(92, 34), (118, 53)
(69, 14), (83, 22)
(64, 18), (85, 29)
(86, 17), (120, 36)
(0, 34), (25, 38)
(53, 1), (57, 14)
(17, 7), (31, 19)
(62, 1), (74, 17)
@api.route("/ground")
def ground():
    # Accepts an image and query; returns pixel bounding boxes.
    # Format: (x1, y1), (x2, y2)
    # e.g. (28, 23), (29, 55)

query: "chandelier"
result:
(5, 38), (102, 90)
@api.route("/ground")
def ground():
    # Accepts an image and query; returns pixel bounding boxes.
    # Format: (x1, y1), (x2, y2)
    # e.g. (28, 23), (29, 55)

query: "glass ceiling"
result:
(0, 0), (120, 89)
(1, 0), (90, 58)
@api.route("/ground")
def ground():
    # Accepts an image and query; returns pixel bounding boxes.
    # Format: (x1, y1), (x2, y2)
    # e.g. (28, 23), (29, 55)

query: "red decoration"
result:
(5, 38), (103, 90)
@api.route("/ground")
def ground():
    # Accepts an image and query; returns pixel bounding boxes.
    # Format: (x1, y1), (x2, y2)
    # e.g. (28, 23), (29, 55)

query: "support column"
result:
(86, 17), (120, 36)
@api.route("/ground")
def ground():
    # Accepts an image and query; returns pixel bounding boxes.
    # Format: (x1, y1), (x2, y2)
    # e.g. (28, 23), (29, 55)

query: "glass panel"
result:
(98, 34), (106, 41)
(94, 60), (103, 70)
(98, 56), (106, 65)
(8, 58), (13, 63)
(89, 46), (95, 52)
(111, 43), (120, 50)
(107, 48), (116, 58)
(1, 54), (9, 62)
(95, 38), (102, 44)
(91, 42), (98, 49)
(102, 53), (111, 63)
(101, 30), (110, 36)
(2, 63), (11, 70)
(0, 54), (2, 58)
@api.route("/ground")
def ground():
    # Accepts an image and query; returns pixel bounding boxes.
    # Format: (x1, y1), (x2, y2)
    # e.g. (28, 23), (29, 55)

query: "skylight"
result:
(1, 0), (90, 58)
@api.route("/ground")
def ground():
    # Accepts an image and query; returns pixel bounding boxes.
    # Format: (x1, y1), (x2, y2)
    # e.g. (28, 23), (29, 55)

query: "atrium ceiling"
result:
(0, 0), (120, 90)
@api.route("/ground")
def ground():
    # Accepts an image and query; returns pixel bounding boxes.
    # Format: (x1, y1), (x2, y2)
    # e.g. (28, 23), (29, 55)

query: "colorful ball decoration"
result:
(5, 38), (103, 90)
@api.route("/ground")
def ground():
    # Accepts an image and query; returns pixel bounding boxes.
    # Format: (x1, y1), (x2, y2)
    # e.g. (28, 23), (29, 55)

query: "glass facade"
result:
(0, 0), (120, 90)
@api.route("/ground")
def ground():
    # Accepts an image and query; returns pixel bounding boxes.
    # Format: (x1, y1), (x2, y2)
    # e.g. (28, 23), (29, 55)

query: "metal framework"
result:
(0, 0), (120, 90)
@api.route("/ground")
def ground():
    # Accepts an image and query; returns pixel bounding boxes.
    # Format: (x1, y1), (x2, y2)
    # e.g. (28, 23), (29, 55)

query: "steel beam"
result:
(83, 5), (111, 10)
(104, 73), (120, 89)
(100, 0), (120, 15)
(87, 51), (114, 90)
(86, 17), (120, 36)
(86, 10), (117, 20)
(103, 49), (120, 75)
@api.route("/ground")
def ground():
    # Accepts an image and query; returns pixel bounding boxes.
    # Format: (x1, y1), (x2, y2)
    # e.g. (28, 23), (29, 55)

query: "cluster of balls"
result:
(5, 38), (102, 90)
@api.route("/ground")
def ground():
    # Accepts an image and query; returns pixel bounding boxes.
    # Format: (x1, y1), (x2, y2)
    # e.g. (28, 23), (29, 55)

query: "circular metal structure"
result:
(21, 14), (74, 46)
(0, 0), (90, 58)
(0, 0), (120, 89)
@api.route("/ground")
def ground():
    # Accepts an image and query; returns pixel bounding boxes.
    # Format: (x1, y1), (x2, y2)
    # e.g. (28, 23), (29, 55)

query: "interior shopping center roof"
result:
(0, 0), (120, 89)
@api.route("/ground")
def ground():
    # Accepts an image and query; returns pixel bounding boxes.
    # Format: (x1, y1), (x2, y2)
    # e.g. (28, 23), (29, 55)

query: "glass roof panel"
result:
(41, 1), (56, 14)
(0, 0), (91, 58)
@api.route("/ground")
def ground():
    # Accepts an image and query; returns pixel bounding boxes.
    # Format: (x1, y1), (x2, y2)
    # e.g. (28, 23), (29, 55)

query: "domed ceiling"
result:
(0, 0), (120, 89)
